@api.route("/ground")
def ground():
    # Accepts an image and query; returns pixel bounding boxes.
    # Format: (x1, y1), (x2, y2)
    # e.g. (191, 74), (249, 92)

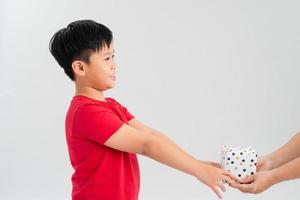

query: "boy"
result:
(49, 20), (234, 200)
(231, 132), (300, 194)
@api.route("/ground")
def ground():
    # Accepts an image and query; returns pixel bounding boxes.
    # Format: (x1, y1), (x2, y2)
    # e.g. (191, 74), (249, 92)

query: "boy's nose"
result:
(111, 61), (116, 70)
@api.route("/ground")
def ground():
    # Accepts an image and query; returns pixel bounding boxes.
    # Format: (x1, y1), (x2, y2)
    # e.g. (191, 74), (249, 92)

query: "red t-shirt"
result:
(65, 95), (140, 200)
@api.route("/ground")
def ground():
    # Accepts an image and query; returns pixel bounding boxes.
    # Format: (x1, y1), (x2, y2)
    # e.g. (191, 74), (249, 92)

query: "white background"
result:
(1, 0), (300, 199)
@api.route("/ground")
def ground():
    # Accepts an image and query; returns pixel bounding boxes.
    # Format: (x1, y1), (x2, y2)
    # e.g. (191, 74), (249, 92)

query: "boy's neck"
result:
(75, 86), (106, 101)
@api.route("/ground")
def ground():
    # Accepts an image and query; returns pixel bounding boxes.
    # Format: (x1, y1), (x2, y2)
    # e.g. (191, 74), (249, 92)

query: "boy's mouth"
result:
(110, 74), (116, 81)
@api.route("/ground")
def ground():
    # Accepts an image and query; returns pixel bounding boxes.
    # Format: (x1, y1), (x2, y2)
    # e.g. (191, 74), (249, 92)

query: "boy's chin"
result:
(108, 83), (116, 89)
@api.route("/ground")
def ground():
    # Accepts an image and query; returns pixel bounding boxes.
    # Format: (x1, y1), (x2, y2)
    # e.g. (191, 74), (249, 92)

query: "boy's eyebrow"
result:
(103, 50), (115, 56)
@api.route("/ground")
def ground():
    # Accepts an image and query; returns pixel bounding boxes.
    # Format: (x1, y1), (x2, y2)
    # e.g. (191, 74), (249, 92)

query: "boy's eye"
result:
(105, 55), (115, 61)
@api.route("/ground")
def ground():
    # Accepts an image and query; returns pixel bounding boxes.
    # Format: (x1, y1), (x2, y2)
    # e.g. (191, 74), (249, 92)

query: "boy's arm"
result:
(128, 118), (220, 167)
(128, 118), (190, 155)
(127, 118), (154, 134)
(105, 121), (234, 199)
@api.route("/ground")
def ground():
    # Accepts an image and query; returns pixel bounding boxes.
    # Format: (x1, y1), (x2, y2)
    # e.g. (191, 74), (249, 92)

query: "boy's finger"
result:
(217, 182), (226, 192)
(222, 175), (236, 185)
(222, 170), (237, 181)
(212, 186), (222, 199)
(211, 162), (221, 168)
(203, 161), (221, 168)
(214, 164), (222, 168)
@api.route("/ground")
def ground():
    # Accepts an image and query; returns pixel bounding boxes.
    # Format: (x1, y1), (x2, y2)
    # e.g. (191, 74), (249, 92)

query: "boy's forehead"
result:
(99, 45), (114, 56)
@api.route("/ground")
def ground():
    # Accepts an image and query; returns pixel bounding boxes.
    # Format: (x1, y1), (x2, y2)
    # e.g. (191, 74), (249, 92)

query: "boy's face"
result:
(75, 44), (116, 91)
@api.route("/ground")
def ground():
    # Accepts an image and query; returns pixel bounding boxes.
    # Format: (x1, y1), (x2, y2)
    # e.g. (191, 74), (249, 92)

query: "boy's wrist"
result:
(192, 160), (206, 177)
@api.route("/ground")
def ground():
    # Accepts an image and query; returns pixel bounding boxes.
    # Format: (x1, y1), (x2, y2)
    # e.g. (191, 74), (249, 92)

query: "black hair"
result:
(49, 20), (113, 81)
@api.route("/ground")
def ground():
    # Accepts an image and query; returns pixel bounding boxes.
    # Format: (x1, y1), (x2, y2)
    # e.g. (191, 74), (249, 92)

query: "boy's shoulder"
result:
(69, 95), (126, 115)
(70, 96), (113, 114)
(105, 97), (123, 106)
(105, 97), (116, 102)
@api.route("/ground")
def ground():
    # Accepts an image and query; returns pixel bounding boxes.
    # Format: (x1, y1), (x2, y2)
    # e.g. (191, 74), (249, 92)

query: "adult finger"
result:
(256, 158), (264, 171)
(240, 175), (255, 184)
(230, 182), (254, 193)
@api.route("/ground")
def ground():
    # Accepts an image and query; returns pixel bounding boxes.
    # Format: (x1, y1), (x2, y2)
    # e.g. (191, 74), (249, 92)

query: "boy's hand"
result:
(230, 170), (276, 194)
(195, 162), (236, 199)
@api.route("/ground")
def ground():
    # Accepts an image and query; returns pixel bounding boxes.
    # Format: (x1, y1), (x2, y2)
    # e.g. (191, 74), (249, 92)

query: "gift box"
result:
(221, 145), (258, 182)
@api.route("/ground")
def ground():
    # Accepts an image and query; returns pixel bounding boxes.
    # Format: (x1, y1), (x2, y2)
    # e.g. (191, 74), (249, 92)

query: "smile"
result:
(110, 75), (116, 81)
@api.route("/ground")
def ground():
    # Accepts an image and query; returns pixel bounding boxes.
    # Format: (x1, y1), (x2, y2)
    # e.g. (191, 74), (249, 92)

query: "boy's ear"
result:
(72, 60), (86, 77)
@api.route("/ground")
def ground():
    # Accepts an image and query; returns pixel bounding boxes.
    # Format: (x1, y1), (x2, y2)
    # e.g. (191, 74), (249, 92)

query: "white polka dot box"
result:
(221, 145), (258, 182)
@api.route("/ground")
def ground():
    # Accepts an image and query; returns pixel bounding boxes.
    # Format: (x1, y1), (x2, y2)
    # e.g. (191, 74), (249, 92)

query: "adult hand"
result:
(230, 170), (277, 194)
(256, 155), (275, 171)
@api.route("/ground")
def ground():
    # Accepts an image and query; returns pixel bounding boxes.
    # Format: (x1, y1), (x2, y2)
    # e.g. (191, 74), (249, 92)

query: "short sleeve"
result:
(74, 104), (124, 144)
(108, 98), (135, 121)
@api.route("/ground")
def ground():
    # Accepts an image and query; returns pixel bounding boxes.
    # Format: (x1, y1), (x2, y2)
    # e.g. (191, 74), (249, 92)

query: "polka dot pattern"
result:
(221, 145), (257, 182)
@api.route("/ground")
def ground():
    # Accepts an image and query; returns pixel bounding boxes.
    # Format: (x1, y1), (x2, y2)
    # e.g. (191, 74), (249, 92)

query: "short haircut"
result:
(49, 20), (113, 81)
